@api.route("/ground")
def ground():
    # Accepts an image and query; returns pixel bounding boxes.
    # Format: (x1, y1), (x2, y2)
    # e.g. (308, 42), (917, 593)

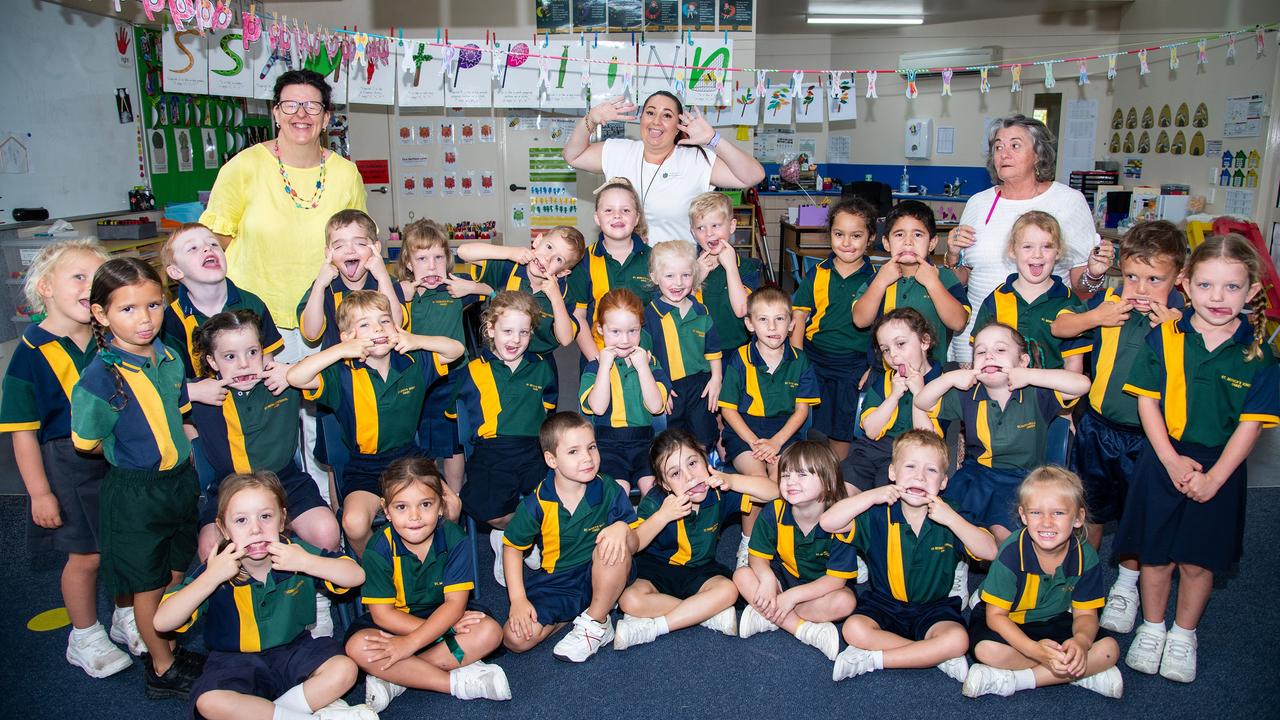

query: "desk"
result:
(778, 221), (957, 291)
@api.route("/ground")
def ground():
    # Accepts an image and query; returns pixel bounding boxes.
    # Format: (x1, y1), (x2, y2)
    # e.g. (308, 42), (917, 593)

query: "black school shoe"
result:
(173, 645), (207, 677)
(143, 654), (195, 700)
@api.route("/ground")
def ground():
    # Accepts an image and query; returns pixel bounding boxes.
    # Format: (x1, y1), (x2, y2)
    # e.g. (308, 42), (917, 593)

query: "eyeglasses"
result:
(276, 100), (326, 116)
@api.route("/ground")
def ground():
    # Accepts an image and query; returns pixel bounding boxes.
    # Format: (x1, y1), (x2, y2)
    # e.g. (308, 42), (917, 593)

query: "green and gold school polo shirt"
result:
(163, 279), (285, 379)
(504, 472), (636, 574)
(447, 349), (557, 441)
(471, 259), (577, 356)
(860, 362), (944, 440)
(568, 234), (652, 322)
(635, 487), (752, 567)
(361, 520), (474, 614)
(979, 529), (1105, 624)
(0, 324), (96, 443)
(189, 385), (300, 477)
(940, 385), (1070, 471)
(1123, 309), (1279, 446)
(304, 350), (440, 455)
(71, 342), (192, 471)
(849, 500), (988, 603)
(793, 254), (876, 355)
(406, 283), (471, 348)
(876, 264), (969, 364)
(163, 537), (356, 652)
(718, 343), (821, 418)
(696, 253), (760, 353)
(296, 273), (380, 349)
(1063, 287), (1154, 427)
(644, 297), (722, 381)
(971, 273), (1088, 370)
(578, 353), (670, 429)
(748, 499), (859, 582)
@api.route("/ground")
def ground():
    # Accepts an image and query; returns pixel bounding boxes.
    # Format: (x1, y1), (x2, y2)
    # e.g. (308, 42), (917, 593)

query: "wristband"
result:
(707, 131), (722, 148)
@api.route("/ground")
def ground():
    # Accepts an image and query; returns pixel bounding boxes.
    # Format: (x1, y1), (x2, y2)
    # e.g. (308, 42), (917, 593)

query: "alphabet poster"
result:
(350, 50), (397, 106)
(542, 41), (589, 109)
(398, 40), (446, 108)
(207, 30), (252, 98)
(493, 41), (540, 109)
(637, 41), (682, 102)
(683, 39), (732, 106)
(446, 40), (492, 108)
(587, 41), (635, 105)
(162, 29), (208, 94)
(251, 37), (293, 101)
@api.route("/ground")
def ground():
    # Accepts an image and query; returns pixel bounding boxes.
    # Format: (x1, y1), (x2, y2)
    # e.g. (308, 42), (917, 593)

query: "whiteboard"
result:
(0, 2), (144, 223)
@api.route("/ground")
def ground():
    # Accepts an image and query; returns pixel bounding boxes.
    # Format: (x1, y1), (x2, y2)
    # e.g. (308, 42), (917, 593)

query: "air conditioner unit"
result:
(897, 47), (1002, 77)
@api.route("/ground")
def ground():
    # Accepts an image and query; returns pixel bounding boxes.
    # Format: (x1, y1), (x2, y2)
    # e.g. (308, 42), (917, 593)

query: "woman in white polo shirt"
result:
(563, 91), (765, 243)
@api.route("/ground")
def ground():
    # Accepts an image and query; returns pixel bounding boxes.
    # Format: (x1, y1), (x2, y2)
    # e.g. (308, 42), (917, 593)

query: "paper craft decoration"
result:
(252, 34), (293, 100)
(1158, 105), (1172, 127)
(494, 41), (538, 108)
(794, 83), (822, 124)
(1189, 131), (1205, 156)
(350, 41), (395, 105)
(638, 41), (683, 102)
(866, 71), (878, 98)
(1109, 133), (1121, 153)
(1125, 107), (1137, 128)
(735, 84), (759, 124)
(1155, 130), (1169, 153)
(1111, 109), (1123, 129)
(1138, 49), (1150, 74)
(542, 41), (589, 108)
(1198, 39), (1208, 66)
(1192, 102), (1208, 127)
(1078, 61), (1089, 86)
(905, 71), (918, 99)
(684, 39), (732, 105)
(763, 84), (792, 125)
(941, 68), (953, 96)
(979, 67), (990, 93)
(1227, 36), (1236, 61)
(1137, 131), (1150, 154)
(1141, 107), (1154, 128)
(398, 40), (444, 107)
(1042, 62), (1055, 89)
(207, 29), (252, 97)
(163, 29), (209, 94)
(828, 76), (856, 121)
(1175, 102), (1189, 127)
(1107, 54), (1117, 80)
(1010, 65), (1022, 93)
(1169, 46), (1179, 70)
(446, 40), (491, 107)
(705, 87), (738, 126)
(1171, 131), (1186, 155)
(588, 41), (635, 105)
(1123, 131), (1135, 153)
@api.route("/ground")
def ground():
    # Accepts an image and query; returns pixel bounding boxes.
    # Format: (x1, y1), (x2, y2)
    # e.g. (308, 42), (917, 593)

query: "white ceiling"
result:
(760, 0), (1134, 34)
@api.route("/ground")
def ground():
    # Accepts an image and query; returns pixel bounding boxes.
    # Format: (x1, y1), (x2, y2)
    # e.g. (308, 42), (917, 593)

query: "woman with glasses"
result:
(199, 70), (367, 500)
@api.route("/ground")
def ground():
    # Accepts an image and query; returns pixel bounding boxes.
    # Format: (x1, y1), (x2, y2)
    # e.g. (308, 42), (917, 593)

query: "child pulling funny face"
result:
(328, 222), (377, 282)
(206, 326), (267, 392)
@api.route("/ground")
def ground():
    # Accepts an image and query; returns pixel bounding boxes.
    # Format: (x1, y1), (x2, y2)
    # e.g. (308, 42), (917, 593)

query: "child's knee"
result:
(973, 640), (1001, 665)
(832, 588), (857, 616)
(66, 552), (100, 572)
(732, 567), (754, 592)
(1178, 563), (1211, 581)
(1094, 636), (1120, 661)
(340, 510), (371, 539)
(318, 654), (358, 684)
(473, 617), (503, 649)
(501, 626), (535, 653)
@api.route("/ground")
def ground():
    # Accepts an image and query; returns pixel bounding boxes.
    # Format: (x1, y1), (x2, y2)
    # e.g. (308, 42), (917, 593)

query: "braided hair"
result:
(192, 309), (263, 379)
(89, 257), (165, 410)
(1186, 234), (1269, 361)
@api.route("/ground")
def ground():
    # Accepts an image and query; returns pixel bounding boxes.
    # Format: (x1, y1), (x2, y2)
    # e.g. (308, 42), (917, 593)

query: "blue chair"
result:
(801, 253), (822, 276)
(1046, 416), (1073, 466)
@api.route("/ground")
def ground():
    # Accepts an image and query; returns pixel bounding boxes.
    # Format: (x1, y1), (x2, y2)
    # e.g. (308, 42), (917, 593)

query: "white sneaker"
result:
(314, 701), (380, 719)
(950, 562), (969, 610)
(699, 607), (737, 636)
(1125, 624), (1166, 675)
(962, 663), (1017, 698)
(737, 605), (778, 639)
(856, 556), (869, 585)
(1159, 632), (1197, 683)
(937, 656), (970, 683)
(796, 621), (839, 661)
(1073, 665), (1125, 698)
(1099, 583), (1140, 634)
(311, 593), (334, 639)
(525, 544), (542, 570)
(489, 530), (506, 588)
(613, 615), (660, 650)
(66, 624), (132, 678)
(450, 661), (512, 701)
(552, 613), (614, 662)
(109, 606), (146, 656)
(832, 646), (877, 681)
(364, 675), (406, 712)
(735, 535), (750, 569)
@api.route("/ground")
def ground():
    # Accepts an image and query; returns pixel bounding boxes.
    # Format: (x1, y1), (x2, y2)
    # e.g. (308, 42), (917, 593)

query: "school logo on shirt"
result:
(398, 385), (418, 396)
(264, 398), (289, 411)
(524, 383), (544, 393)
(785, 380), (799, 388)
(285, 578), (305, 596)
(704, 523), (720, 533)
(1220, 374), (1251, 390)
(930, 543), (955, 553)
(1017, 421), (1037, 430)
(584, 523), (606, 534)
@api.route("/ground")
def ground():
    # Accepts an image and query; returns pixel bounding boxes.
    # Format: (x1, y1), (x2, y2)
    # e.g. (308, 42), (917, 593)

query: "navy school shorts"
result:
(723, 414), (798, 464)
(190, 634), (341, 719)
(597, 426), (654, 485)
(854, 588), (963, 641)
(968, 602), (1111, 658)
(843, 434), (892, 492)
(1072, 408), (1147, 526)
(635, 553), (731, 599)
(944, 463), (1030, 532)
(340, 445), (423, 500)
(34, 438), (108, 555)
(417, 374), (464, 459)
(522, 559), (638, 626)
(461, 436), (545, 524)
(666, 372), (721, 452)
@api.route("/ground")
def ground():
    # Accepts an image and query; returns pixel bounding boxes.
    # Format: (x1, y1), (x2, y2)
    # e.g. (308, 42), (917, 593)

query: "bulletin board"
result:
(0, 3), (145, 222)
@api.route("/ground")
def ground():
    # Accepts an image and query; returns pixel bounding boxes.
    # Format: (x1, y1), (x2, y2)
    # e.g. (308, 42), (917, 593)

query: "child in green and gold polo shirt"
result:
(822, 431), (997, 684)
(155, 472), (374, 720)
(501, 413), (637, 663)
(690, 191), (759, 356)
(286, 290), (465, 558)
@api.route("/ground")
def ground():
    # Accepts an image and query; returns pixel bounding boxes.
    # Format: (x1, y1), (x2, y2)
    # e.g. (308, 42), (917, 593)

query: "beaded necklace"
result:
(273, 141), (329, 210)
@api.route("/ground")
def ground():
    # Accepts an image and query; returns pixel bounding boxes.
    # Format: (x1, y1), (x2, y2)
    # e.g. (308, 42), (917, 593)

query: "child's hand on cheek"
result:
(950, 367), (979, 391)
(597, 345), (616, 368)
(1147, 300), (1181, 327)
(267, 540), (311, 574)
(319, 247), (340, 284)
(338, 337), (375, 361)
(1096, 300), (1133, 327)
(1005, 366), (1032, 390)
(207, 541), (245, 583)
(659, 490), (694, 521)
(262, 359), (291, 395)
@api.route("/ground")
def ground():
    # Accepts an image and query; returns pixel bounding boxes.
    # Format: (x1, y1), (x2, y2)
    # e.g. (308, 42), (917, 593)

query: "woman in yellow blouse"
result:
(201, 69), (367, 340)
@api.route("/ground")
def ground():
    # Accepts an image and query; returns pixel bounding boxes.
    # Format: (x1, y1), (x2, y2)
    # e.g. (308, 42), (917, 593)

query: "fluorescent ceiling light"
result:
(807, 16), (924, 25)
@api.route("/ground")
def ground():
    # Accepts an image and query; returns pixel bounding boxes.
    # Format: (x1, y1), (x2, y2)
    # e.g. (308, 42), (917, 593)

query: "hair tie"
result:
(98, 348), (122, 366)
(592, 177), (635, 195)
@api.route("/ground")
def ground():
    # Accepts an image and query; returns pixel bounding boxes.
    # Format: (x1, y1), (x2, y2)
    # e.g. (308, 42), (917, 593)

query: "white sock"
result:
(1114, 565), (1140, 590)
(738, 534), (750, 548)
(272, 708), (311, 720)
(70, 623), (102, 641)
(870, 650), (884, 670)
(654, 616), (670, 636)
(1012, 668), (1037, 691)
(1142, 619), (1168, 634)
(274, 684), (312, 714)
(1169, 623), (1196, 640)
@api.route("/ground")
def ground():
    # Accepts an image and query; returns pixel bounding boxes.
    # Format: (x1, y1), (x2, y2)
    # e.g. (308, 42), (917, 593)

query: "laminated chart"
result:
(529, 147), (578, 231)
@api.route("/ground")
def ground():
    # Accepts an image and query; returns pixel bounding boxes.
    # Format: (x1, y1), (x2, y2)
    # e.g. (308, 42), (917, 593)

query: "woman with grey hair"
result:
(943, 114), (1113, 363)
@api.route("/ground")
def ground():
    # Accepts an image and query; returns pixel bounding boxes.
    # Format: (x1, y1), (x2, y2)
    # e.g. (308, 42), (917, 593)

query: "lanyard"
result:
(984, 190), (1002, 225)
